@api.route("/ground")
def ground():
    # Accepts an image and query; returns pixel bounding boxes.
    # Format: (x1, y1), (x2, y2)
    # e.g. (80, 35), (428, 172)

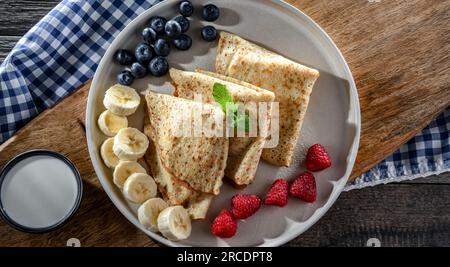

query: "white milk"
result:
(0, 155), (79, 229)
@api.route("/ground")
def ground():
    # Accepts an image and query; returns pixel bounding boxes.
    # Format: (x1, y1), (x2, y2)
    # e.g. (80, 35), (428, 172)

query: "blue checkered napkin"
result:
(0, 0), (448, 189)
(347, 109), (450, 190)
(0, 0), (161, 142)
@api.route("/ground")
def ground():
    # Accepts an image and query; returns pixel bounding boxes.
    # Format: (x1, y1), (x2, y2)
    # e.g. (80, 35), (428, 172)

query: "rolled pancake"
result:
(170, 68), (275, 186)
(145, 91), (228, 195)
(216, 32), (320, 167)
(143, 134), (213, 220)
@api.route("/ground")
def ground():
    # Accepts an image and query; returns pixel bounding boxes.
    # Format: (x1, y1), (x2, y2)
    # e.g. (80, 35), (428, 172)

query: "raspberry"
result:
(231, 194), (261, 219)
(264, 179), (289, 207)
(211, 209), (237, 238)
(290, 171), (317, 203)
(305, 144), (332, 172)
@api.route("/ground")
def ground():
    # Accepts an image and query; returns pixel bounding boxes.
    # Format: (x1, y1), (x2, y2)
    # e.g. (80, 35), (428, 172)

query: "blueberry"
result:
(142, 27), (157, 44)
(202, 4), (220, 22)
(149, 16), (167, 34)
(165, 20), (182, 38)
(149, 57), (169, 77)
(153, 39), (171, 57)
(135, 42), (154, 65)
(179, 1), (194, 17)
(201, 26), (218, 42)
(117, 70), (135, 86)
(173, 34), (192, 51)
(114, 49), (134, 65)
(173, 15), (190, 33)
(130, 62), (148, 79)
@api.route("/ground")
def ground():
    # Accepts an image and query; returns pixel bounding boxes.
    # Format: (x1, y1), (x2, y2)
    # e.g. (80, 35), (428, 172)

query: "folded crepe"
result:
(144, 138), (213, 220)
(145, 91), (228, 195)
(215, 32), (320, 167)
(170, 68), (275, 186)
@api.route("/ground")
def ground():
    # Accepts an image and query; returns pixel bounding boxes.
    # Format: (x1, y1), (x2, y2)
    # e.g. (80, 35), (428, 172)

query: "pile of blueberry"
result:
(115, 1), (221, 86)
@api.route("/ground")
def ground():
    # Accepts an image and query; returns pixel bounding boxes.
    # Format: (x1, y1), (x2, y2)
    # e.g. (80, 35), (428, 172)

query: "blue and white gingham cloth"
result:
(0, 0), (448, 189)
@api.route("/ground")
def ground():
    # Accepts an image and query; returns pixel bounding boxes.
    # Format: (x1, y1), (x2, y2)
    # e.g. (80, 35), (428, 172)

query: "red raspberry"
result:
(290, 171), (317, 203)
(305, 144), (332, 172)
(264, 179), (289, 207)
(231, 194), (261, 219)
(211, 209), (237, 238)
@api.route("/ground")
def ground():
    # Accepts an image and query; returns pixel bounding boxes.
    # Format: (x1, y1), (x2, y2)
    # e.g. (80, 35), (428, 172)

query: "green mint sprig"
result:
(213, 83), (250, 133)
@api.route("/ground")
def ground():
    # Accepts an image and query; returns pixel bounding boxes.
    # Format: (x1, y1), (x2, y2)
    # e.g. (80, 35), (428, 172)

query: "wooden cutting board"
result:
(0, 0), (449, 246)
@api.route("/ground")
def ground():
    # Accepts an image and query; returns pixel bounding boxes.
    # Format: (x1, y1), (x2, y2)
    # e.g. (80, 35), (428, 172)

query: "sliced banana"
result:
(98, 110), (128, 136)
(100, 138), (120, 168)
(157, 206), (192, 241)
(138, 198), (169, 232)
(113, 161), (147, 189)
(103, 84), (141, 116)
(113, 128), (149, 161)
(123, 173), (157, 204)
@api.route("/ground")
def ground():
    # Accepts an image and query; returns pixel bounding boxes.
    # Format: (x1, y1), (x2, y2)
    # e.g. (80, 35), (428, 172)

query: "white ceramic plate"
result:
(86, 0), (360, 247)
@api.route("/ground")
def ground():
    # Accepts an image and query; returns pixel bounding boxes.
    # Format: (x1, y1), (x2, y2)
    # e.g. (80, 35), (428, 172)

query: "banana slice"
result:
(113, 128), (149, 161)
(113, 161), (147, 189)
(157, 206), (192, 241)
(123, 173), (157, 204)
(100, 138), (120, 168)
(138, 198), (169, 232)
(98, 110), (128, 136)
(103, 84), (141, 116)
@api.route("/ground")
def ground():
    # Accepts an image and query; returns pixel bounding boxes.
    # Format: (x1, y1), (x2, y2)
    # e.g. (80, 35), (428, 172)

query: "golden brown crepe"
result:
(215, 32), (320, 167)
(170, 68), (275, 186)
(145, 91), (228, 195)
(143, 138), (213, 220)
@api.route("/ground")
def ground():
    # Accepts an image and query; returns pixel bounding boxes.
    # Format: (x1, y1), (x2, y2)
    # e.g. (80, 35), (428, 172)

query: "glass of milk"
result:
(0, 150), (82, 233)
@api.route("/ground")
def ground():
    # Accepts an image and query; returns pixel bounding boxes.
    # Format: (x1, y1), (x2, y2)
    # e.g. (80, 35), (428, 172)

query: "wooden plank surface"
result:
(0, 37), (19, 62)
(285, 0), (450, 179)
(0, 0), (60, 36)
(0, 0), (449, 247)
(290, 180), (450, 247)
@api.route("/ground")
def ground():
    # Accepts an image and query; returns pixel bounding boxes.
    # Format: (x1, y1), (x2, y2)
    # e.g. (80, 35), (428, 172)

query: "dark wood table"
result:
(0, 0), (449, 247)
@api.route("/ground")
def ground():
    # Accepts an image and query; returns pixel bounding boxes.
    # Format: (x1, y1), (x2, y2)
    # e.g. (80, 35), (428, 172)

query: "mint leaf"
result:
(213, 82), (249, 133)
(213, 83), (236, 113)
(244, 114), (250, 133)
(234, 113), (251, 133)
